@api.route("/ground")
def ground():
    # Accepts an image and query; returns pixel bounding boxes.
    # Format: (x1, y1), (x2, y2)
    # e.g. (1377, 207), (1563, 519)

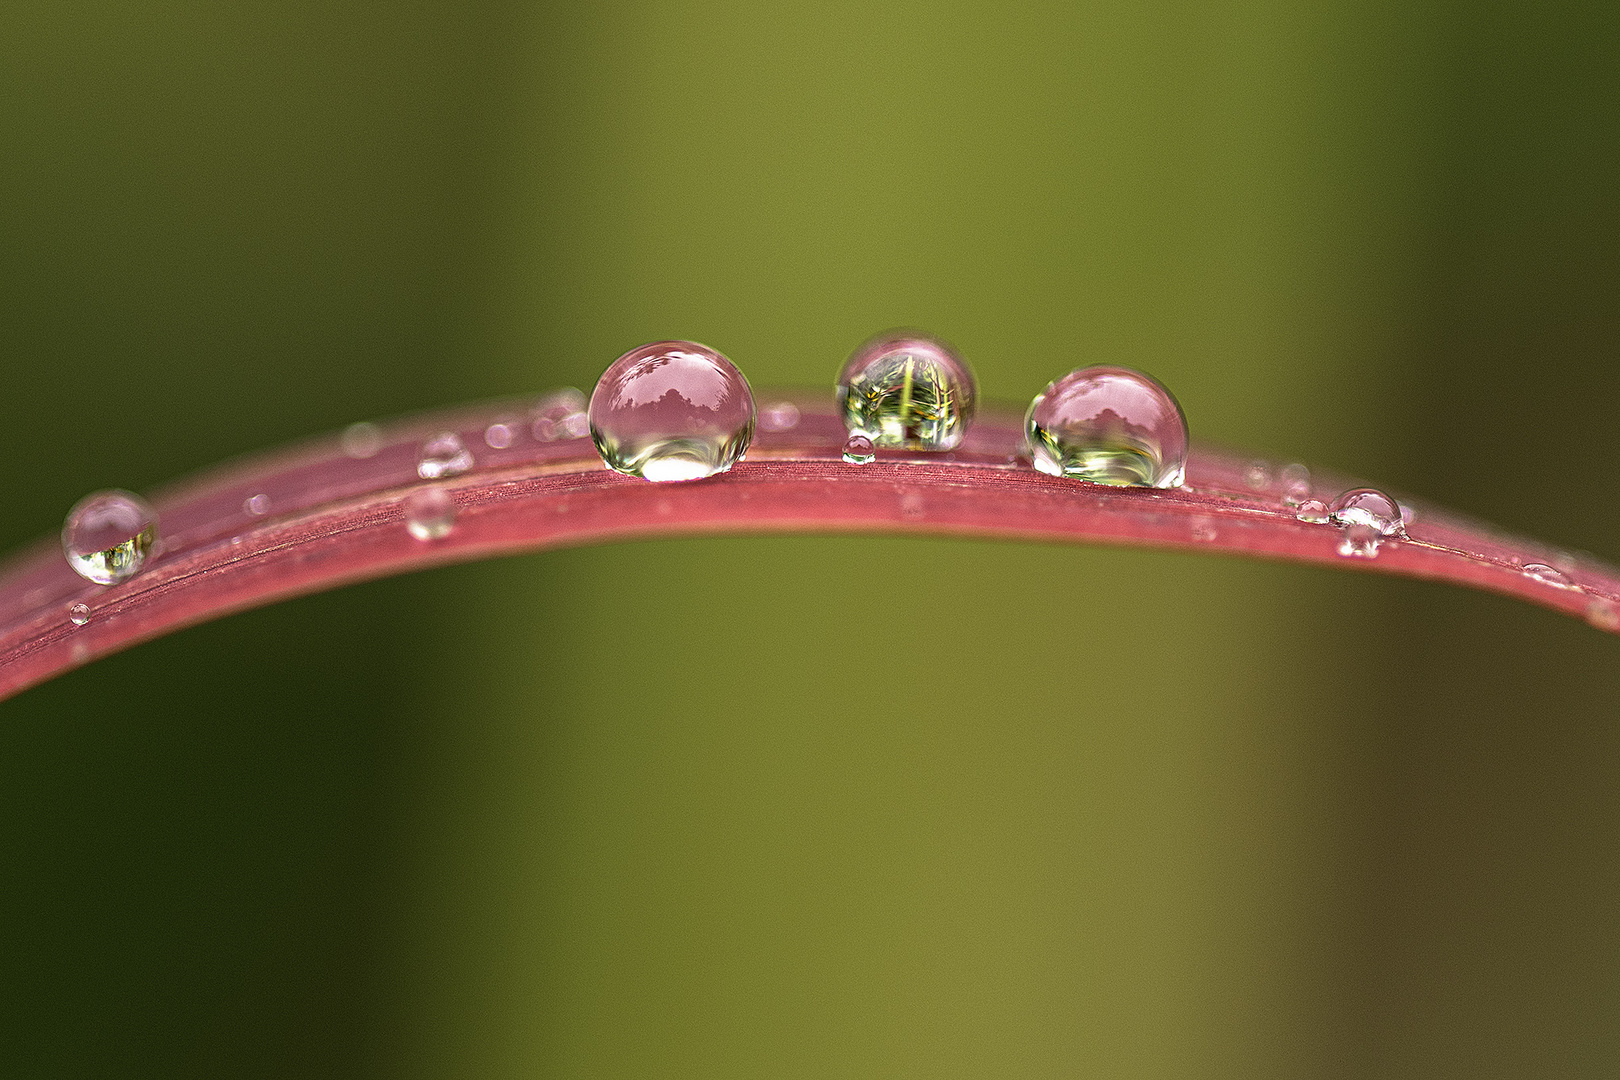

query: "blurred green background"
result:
(3, 2), (1619, 1077)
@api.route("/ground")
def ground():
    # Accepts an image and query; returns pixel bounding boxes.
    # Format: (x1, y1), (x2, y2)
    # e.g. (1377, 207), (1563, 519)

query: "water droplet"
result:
(484, 422), (515, 449)
(1024, 366), (1188, 487)
(68, 602), (91, 626)
(62, 490), (158, 585)
(1328, 488), (1405, 537)
(404, 488), (457, 541)
(842, 434), (875, 465)
(589, 341), (756, 482)
(532, 388), (590, 441)
(1190, 518), (1218, 543)
(418, 432), (474, 479)
(1585, 598), (1620, 632)
(1296, 499), (1330, 524)
(837, 331), (976, 452)
(243, 493), (270, 516)
(758, 401), (801, 432)
(1280, 463), (1312, 505)
(1338, 523), (1381, 559)
(1522, 563), (1575, 589)
(341, 421), (383, 459)
(1244, 461), (1271, 491)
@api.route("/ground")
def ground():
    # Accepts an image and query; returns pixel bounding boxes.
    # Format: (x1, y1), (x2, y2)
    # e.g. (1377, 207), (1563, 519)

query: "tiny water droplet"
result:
(342, 421), (383, 459)
(1024, 366), (1188, 487)
(1329, 488), (1405, 537)
(404, 488), (457, 541)
(758, 401), (801, 432)
(418, 432), (474, 479)
(1338, 523), (1381, 558)
(1585, 598), (1620, 632)
(484, 422), (515, 449)
(1245, 461), (1271, 491)
(589, 341), (755, 482)
(1294, 499), (1330, 523)
(842, 434), (875, 464)
(1280, 463), (1312, 505)
(532, 388), (590, 441)
(68, 602), (91, 626)
(62, 490), (158, 585)
(244, 493), (270, 516)
(1522, 563), (1575, 589)
(838, 331), (976, 452)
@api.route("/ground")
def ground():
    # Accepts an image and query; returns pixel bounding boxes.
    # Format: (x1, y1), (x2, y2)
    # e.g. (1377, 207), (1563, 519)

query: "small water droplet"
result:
(1280, 463), (1312, 505)
(230, 535), (243, 545)
(838, 331), (976, 452)
(418, 432), (474, 479)
(842, 434), (875, 464)
(589, 341), (755, 481)
(1296, 499), (1330, 524)
(1585, 598), (1620, 632)
(484, 422), (515, 449)
(1245, 461), (1271, 491)
(68, 602), (91, 626)
(244, 493), (270, 516)
(759, 401), (801, 432)
(404, 488), (457, 541)
(62, 490), (158, 585)
(532, 388), (590, 441)
(1338, 523), (1381, 558)
(342, 421), (383, 459)
(1329, 488), (1405, 537)
(1024, 366), (1188, 487)
(1522, 563), (1575, 589)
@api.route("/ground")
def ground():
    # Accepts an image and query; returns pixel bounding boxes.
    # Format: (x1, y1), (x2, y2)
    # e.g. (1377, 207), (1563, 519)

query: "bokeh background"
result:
(4, 2), (1619, 1077)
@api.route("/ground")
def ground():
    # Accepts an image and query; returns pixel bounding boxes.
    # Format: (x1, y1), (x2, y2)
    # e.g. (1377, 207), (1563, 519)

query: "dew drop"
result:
(759, 401), (801, 432)
(1296, 499), (1330, 524)
(589, 341), (755, 482)
(62, 490), (158, 585)
(484, 422), (515, 449)
(244, 493), (270, 516)
(1522, 563), (1575, 589)
(1328, 488), (1405, 537)
(1245, 461), (1272, 491)
(842, 434), (876, 465)
(532, 388), (590, 441)
(341, 421), (383, 459)
(68, 602), (91, 626)
(1338, 523), (1381, 559)
(1280, 463), (1312, 505)
(418, 432), (474, 479)
(837, 331), (976, 452)
(1585, 598), (1620, 632)
(404, 487), (457, 541)
(1024, 366), (1188, 488)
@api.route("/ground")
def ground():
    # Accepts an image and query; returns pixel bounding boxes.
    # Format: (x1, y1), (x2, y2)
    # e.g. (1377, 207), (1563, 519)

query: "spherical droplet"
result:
(532, 388), (589, 441)
(62, 490), (158, 585)
(1024, 366), (1188, 487)
(1295, 499), (1331, 524)
(1328, 488), (1405, 537)
(484, 422), (515, 449)
(589, 341), (755, 482)
(759, 401), (801, 432)
(842, 434), (875, 465)
(68, 602), (91, 626)
(1338, 523), (1381, 559)
(1585, 598), (1620, 632)
(341, 421), (383, 459)
(243, 493), (270, 516)
(1280, 463), (1312, 505)
(404, 487), (457, 541)
(837, 331), (976, 452)
(418, 432), (473, 479)
(1245, 461), (1272, 491)
(1522, 563), (1575, 589)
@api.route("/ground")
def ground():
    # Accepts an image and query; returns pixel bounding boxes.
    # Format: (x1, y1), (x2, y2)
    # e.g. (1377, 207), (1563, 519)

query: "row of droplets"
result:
(51, 332), (1613, 631)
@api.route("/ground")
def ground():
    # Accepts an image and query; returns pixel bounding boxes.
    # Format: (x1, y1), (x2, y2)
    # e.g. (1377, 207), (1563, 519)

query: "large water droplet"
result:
(1328, 488), (1405, 537)
(1522, 563), (1575, 589)
(589, 341), (756, 482)
(418, 432), (473, 479)
(404, 487), (457, 541)
(1024, 366), (1188, 487)
(837, 331), (976, 452)
(62, 490), (158, 585)
(842, 434), (875, 465)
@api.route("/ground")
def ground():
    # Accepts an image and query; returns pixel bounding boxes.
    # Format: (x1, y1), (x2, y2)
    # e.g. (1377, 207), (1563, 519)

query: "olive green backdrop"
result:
(3, 2), (1619, 1077)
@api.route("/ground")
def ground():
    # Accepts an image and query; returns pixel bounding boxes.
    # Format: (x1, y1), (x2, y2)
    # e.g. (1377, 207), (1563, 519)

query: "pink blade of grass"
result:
(1, 390), (1616, 701)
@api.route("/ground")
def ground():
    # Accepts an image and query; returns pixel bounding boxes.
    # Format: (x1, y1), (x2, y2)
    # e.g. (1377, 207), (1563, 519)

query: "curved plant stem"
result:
(2, 390), (1616, 701)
